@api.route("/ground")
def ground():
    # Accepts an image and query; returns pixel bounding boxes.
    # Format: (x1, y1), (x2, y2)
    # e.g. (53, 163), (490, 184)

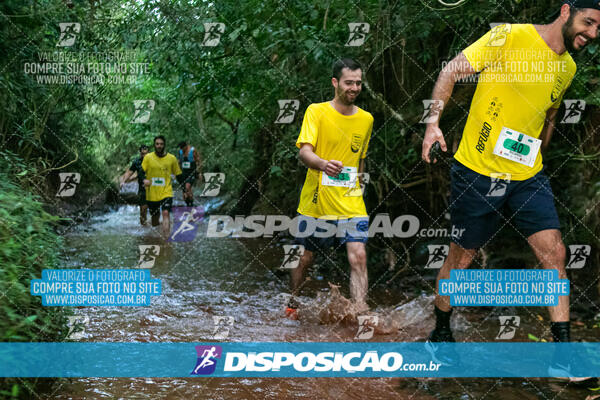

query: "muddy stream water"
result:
(49, 196), (598, 399)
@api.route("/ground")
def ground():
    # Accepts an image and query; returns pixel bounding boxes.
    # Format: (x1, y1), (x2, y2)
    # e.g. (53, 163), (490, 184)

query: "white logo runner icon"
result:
(193, 346), (218, 373)
(170, 210), (200, 240)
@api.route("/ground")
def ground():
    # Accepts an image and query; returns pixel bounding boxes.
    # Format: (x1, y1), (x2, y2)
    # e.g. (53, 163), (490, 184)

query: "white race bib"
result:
(151, 177), (165, 186)
(182, 161), (191, 168)
(492, 127), (541, 167)
(321, 166), (357, 187)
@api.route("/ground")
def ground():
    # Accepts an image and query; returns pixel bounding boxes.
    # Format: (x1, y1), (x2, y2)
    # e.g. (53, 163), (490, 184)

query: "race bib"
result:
(151, 177), (165, 186)
(492, 127), (541, 167)
(321, 166), (357, 187)
(182, 161), (191, 169)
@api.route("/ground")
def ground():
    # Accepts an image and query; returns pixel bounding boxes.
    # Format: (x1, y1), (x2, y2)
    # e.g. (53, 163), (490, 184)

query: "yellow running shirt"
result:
(141, 152), (182, 202)
(455, 24), (576, 180)
(296, 102), (374, 219)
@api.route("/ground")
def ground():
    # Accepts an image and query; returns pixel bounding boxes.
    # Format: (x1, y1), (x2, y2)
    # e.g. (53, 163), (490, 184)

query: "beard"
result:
(562, 14), (586, 53)
(336, 87), (358, 105)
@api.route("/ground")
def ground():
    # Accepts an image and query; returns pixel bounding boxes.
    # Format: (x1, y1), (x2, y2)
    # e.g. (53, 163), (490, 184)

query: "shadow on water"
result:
(51, 199), (598, 399)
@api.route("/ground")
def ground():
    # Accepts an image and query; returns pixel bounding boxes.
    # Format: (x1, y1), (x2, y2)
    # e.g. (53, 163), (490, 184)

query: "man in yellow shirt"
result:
(142, 136), (182, 236)
(421, 0), (599, 371)
(287, 58), (374, 318)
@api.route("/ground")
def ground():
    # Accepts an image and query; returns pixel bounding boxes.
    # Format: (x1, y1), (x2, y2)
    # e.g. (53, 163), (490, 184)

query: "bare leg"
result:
(527, 229), (568, 322)
(184, 182), (193, 204)
(161, 209), (170, 237)
(346, 241), (368, 309)
(140, 204), (148, 225)
(151, 209), (160, 227)
(291, 250), (314, 295)
(434, 242), (477, 311)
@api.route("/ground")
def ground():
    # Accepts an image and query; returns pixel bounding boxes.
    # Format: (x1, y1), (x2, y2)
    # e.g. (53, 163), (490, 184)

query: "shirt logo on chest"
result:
(350, 133), (362, 153)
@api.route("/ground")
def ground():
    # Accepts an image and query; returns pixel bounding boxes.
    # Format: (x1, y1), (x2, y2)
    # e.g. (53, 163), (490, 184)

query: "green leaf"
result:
(269, 165), (282, 177)
(25, 315), (37, 323)
(527, 333), (539, 342)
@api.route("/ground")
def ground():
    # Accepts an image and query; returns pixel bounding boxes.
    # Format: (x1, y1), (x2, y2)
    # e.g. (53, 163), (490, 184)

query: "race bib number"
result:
(151, 177), (165, 186)
(182, 161), (191, 169)
(321, 167), (357, 187)
(492, 127), (541, 167)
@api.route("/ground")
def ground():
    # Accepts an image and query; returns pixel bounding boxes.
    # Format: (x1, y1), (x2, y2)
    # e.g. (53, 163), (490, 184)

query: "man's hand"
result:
(298, 143), (343, 176)
(323, 160), (343, 177)
(420, 52), (476, 164)
(422, 125), (448, 163)
(143, 179), (150, 188)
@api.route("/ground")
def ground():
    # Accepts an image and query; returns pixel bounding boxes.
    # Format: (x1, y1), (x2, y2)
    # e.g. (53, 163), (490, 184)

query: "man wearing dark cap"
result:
(421, 0), (599, 375)
(120, 144), (149, 225)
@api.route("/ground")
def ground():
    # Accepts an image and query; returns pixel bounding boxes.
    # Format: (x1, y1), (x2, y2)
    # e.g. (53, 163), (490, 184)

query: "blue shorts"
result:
(293, 215), (369, 253)
(450, 161), (560, 249)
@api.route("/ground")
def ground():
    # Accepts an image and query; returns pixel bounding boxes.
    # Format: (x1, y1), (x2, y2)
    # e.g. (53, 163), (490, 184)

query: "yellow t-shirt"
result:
(141, 152), (182, 201)
(296, 102), (374, 219)
(455, 23), (576, 180)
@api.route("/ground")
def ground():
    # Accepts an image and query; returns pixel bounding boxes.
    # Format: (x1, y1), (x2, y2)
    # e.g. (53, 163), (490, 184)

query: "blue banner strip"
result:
(0, 342), (599, 377)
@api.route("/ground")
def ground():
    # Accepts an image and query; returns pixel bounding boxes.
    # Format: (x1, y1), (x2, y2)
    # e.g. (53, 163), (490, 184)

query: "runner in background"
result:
(120, 144), (149, 225)
(177, 141), (202, 207)
(142, 136), (182, 237)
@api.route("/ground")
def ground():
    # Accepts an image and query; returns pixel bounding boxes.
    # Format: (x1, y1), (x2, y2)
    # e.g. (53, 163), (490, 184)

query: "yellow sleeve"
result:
(295, 104), (319, 149)
(551, 68), (576, 109)
(551, 87), (567, 109)
(462, 24), (512, 72)
(360, 118), (374, 159)
(141, 155), (148, 172)
(172, 156), (182, 175)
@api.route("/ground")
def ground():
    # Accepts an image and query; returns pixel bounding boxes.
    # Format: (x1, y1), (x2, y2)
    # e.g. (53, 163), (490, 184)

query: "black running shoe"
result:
(425, 328), (459, 367)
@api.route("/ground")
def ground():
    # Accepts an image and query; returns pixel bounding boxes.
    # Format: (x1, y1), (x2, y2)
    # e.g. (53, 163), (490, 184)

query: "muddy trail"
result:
(48, 196), (598, 399)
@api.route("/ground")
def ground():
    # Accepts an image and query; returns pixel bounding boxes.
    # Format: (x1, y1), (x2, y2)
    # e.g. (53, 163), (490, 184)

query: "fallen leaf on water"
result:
(528, 333), (540, 342)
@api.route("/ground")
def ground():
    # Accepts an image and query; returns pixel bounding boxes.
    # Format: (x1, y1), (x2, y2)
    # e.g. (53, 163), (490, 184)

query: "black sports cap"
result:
(178, 141), (187, 149)
(563, 0), (600, 10)
(139, 144), (149, 151)
(546, 0), (600, 22)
